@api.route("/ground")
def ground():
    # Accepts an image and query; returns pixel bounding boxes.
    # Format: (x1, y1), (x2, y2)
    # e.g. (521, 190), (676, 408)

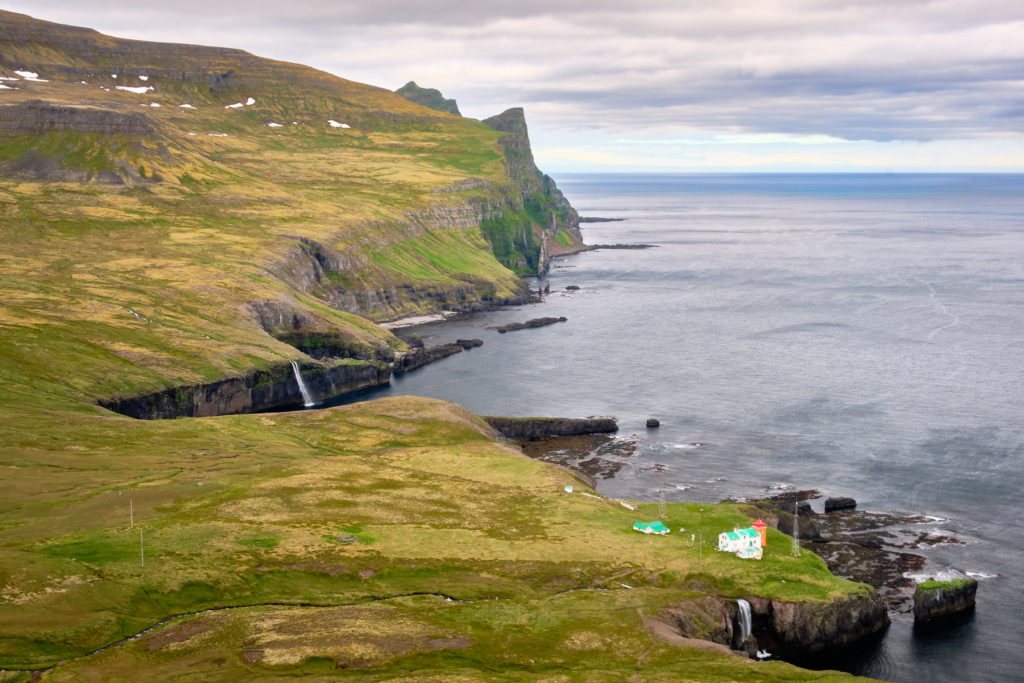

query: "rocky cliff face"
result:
(99, 360), (390, 419)
(745, 590), (889, 659)
(482, 107), (583, 275)
(913, 579), (977, 624)
(484, 416), (618, 439)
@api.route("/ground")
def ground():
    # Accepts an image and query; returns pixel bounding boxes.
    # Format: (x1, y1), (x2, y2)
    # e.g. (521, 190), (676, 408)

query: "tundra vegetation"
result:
(0, 10), (871, 680)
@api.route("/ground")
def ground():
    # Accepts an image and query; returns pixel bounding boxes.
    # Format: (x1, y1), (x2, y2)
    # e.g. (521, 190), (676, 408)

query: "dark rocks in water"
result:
(566, 285), (581, 291)
(646, 418), (660, 428)
(484, 416), (618, 439)
(518, 433), (635, 483)
(796, 501), (814, 517)
(825, 497), (857, 512)
(393, 343), (464, 374)
(455, 338), (483, 349)
(588, 243), (656, 250)
(490, 316), (567, 333)
(579, 216), (627, 223)
(543, 280), (551, 293)
(913, 579), (978, 625)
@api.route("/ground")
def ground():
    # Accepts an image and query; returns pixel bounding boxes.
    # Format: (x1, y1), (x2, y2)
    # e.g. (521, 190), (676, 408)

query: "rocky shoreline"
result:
(743, 490), (966, 615)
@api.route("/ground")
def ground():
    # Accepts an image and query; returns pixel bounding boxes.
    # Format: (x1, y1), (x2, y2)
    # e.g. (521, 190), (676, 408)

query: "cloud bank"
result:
(7, 0), (1024, 170)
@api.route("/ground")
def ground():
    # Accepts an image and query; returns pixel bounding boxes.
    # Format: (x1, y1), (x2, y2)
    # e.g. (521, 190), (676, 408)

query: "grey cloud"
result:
(7, 0), (1024, 145)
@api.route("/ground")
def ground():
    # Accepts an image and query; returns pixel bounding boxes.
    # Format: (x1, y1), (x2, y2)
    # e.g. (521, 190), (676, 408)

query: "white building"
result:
(718, 527), (763, 559)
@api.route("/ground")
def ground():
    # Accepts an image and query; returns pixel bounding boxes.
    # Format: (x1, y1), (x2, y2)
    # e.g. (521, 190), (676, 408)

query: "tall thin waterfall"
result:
(736, 599), (752, 643)
(289, 360), (315, 407)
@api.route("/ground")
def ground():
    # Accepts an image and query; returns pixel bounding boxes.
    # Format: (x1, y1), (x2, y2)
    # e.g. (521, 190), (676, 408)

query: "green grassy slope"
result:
(0, 397), (869, 680)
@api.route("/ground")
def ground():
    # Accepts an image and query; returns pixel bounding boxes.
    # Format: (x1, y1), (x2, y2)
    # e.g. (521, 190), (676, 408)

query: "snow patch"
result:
(225, 102), (244, 109)
(148, 103), (161, 107)
(207, 133), (228, 137)
(291, 121), (298, 125)
(178, 103), (196, 109)
(0, 76), (17, 81)
(15, 70), (48, 82)
(267, 122), (284, 127)
(187, 132), (197, 136)
(111, 74), (117, 79)
(0, 84), (13, 90)
(327, 120), (350, 128)
(116, 85), (154, 94)
(139, 75), (149, 81)
(245, 97), (255, 105)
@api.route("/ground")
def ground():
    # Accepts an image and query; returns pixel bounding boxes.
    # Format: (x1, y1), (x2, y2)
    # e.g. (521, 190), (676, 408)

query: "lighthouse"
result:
(752, 519), (768, 548)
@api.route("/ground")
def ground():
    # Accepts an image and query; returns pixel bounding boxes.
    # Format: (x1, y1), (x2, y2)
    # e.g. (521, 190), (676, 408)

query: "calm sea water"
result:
(332, 174), (1024, 682)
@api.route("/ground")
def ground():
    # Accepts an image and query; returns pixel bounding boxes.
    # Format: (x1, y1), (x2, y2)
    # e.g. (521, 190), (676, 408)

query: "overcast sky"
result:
(8, 0), (1024, 172)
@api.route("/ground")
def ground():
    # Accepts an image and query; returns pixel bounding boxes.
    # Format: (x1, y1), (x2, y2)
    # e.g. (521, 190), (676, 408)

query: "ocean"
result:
(329, 173), (1024, 682)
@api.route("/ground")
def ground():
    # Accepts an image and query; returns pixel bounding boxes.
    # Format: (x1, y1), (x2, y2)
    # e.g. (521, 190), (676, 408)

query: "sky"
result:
(6, 0), (1024, 172)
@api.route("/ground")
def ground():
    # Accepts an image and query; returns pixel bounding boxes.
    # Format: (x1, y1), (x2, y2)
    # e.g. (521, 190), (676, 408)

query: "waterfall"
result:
(736, 599), (752, 643)
(289, 360), (315, 407)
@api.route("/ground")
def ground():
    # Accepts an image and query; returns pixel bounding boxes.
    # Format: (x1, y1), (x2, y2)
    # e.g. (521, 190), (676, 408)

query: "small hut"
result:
(633, 521), (670, 535)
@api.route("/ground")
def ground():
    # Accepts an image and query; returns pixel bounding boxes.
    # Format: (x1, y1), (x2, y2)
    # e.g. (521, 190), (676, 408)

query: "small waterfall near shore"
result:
(737, 599), (752, 643)
(289, 360), (316, 407)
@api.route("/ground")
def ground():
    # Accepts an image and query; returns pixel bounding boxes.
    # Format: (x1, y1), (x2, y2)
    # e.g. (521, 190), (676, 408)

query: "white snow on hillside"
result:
(245, 97), (255, 105)
(117, 85), (154, 94)
(14, 70), (48, 82)
(327, 120), (351, 128)
(225, 102), (244, 109)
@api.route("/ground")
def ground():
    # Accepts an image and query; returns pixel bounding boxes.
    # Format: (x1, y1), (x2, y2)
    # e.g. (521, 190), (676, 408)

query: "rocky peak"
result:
(394, 81), (461, 115)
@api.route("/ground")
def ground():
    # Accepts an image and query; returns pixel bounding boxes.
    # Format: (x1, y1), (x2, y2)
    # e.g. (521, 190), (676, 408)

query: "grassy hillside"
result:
(1, 11), (874, 681)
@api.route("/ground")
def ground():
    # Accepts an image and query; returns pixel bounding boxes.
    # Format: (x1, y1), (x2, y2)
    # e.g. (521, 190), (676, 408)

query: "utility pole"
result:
(699, 507), (704, 559)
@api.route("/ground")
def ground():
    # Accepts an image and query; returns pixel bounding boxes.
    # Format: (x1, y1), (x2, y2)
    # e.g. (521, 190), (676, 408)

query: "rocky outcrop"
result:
(393, 343), (466, 374)
(0, 100), (155, 134)
(394, 81), (461, 115)
(913, 579), (978, 624)
(489, 316), (567, 333)
(484, 416), (618, 439)
(99, 360), (390, 419)
(824, 497), (857, 512)
(745, 591), (889, 659)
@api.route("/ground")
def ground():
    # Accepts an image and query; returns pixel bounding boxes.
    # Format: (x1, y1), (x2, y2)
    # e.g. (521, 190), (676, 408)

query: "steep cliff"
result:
(0, 9), (578, 411)
(746, 590), (889, 659)
(482, 107), (584, 274)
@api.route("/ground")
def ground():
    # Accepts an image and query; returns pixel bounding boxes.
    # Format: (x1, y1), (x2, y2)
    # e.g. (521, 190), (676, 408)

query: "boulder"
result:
(824, 497), (857, 512)
(456, 338), (483, 349)
(646, 418), (660, 428)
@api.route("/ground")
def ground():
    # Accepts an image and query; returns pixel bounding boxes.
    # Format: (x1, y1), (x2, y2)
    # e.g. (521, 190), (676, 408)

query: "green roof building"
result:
(633, 521), (670, 535)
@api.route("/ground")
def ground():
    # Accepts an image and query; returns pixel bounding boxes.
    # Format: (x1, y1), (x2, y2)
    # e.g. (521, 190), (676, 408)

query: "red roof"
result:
(752, 518), (767, 529)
